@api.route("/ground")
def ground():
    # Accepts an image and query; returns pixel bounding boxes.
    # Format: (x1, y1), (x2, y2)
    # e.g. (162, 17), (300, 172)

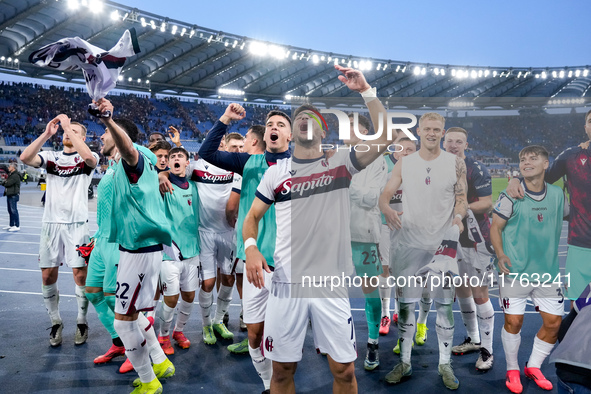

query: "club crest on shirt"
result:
(537, 213), (544, 222)
(425, 176), (431, 185)
(321, 159), (329, 167)
(188, 199), (192, 206)
(265, 336), (274, 352)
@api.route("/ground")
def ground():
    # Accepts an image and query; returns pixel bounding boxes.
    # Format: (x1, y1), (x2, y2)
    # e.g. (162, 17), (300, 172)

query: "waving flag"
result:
(29, 28), (140, 103)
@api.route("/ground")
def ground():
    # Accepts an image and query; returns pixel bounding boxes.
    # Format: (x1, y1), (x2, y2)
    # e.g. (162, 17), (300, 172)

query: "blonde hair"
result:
(446, 127), (468, 138)
(419, 112), (445, 128)
(70, 121), (87, 137)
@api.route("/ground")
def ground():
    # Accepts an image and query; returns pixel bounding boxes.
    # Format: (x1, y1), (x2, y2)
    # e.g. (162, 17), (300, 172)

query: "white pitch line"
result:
(0, 289), (75, 297)
(0, 240), (40, 244)
(0, 267), (71, 274)
(0, 233), (40, 236)
(0, 251), (38, 256)
(0, 289), (556, 314)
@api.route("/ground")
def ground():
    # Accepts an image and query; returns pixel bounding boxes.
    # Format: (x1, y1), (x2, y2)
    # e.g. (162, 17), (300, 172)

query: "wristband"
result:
(360, 87), (377, 104)
(244, 237), (257, 250)
(455, 214), (463, 221)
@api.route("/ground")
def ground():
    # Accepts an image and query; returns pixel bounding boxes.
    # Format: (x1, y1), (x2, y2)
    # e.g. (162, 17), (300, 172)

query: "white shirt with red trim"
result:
(256, 150), (362, 284)
(38, 150), (99, 223)
(190, 158), (234, 233)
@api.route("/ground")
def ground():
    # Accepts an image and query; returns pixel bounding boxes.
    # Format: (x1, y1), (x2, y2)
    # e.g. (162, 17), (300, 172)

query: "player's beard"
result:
(63, 139), (74, 148)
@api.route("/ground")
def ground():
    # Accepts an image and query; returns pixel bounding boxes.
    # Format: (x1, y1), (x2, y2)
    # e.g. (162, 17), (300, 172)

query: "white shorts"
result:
(39, 222), (89, 269)
(263, 283), (357, 363)
(160, 256), (200, 296)
(379, 224), (391, 267)
(392, 244), (454, 303)
(199, 230), (235, 280)
(498, 274), (565, 316)
(232, 258), (244, 275)
(115, 249), (162, 315)
(457, 247), (495, 287)
(242, 268), (273, 324)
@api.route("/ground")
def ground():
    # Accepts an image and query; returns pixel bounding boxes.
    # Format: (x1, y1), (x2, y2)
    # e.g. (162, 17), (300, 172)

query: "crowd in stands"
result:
(0, 81), (588, 167)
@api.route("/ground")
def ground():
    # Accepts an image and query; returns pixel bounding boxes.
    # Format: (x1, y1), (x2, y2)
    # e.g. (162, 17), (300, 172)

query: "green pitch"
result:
(491, 177), (565, 201)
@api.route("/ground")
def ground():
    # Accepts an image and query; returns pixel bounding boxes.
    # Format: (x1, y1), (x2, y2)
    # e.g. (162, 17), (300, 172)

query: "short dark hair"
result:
(148, 132), (166, 142)
(169, 146), (190, 160)
(247, 125), (266, 149)
(348, 113), (371, 132)
(266, 110), (291, 126)
(149, 140), (172, 153)
(519, 145), (549, 160)
(113, 117), (139, 143)
(293, 104), (320, 122)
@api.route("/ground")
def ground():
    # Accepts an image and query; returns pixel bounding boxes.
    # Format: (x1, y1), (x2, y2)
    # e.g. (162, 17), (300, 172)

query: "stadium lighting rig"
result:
(547, 98), (585, 106)
(56, 0), (591, 89)
(218, 88), (245, 97)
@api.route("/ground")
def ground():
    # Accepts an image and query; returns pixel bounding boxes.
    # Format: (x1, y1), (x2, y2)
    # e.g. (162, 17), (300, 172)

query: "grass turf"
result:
(491, 176), (565, 201)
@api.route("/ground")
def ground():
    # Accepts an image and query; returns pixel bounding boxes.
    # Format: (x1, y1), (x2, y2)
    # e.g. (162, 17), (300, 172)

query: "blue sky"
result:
(119, 0), (587, 68)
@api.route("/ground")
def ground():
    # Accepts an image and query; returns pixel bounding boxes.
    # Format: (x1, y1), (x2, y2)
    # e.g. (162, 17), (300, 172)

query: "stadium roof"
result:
(1, 0), (590, 105)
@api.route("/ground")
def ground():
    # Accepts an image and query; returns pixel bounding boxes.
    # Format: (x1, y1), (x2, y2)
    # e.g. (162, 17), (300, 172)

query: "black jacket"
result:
(5, 171), (20, 197)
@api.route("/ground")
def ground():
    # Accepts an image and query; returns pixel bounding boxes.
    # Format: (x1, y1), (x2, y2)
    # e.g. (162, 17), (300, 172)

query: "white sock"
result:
(249, 344), (272, 390)
(476, 300), (495, 353)
(435, 301), (454, 365)
(174, 300), (194, 332)
(159, 303), (175, 337)
(378, 276), (391, 317)
(199, 289), (213, 326)
(114, 319), (155, 384)
(399, 302), (415, 364)
(42, 283), (61, 324)
(214, 285), (233, 324)
(75, 285), (88, 324)
(145, 309), (156, 320)
(501, 327), (521, 371)
(137, 313), (167, 365)
(528, 335), (555, 369)
(417, 297), (432, 325)
(458, 297), (479, 343)
(393, 296), (399, 315)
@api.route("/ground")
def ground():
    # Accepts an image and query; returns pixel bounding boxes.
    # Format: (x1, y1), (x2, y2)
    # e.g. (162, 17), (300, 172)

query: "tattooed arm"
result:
(452, 156), (468, 232)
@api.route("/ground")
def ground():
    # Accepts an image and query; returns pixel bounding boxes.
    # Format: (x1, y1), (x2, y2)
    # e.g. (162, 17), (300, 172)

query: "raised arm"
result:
(57, 114), (97, 168)
(198, 103), (250, 174)
(168, 125), (183, 148)
(453, 156), (468, 232)
(20, 117), (60, 167)
(243, 197), (272, 289)
(379, 161), (403, 230)
(95, 98), (138, 167)
(336, 65), (394, 169)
